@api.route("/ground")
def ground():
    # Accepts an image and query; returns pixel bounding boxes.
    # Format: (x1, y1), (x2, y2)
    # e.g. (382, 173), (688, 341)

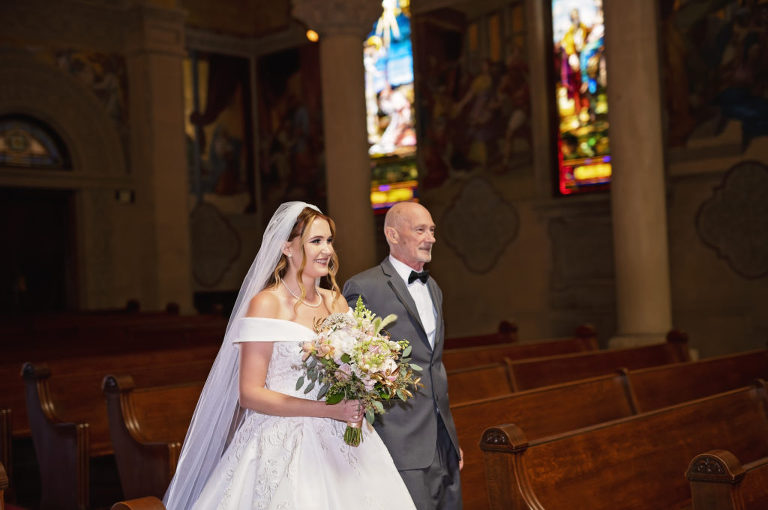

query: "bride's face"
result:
(289, 217), (334, 278)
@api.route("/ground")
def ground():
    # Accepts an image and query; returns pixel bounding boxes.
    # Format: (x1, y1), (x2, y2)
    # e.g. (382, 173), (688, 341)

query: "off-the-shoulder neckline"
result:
(239, 316), (315, 334)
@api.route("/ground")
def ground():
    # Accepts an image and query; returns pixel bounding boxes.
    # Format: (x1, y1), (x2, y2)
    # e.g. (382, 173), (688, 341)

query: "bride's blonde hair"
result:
(268, 206), (341, 308)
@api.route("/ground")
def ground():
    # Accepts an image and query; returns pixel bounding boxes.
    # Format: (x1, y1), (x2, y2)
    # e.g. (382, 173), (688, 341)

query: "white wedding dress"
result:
(191, 317), (416, 510)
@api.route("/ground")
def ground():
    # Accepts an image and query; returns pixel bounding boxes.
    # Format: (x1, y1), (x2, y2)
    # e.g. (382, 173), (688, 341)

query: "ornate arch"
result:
(0, 48), (126, 176)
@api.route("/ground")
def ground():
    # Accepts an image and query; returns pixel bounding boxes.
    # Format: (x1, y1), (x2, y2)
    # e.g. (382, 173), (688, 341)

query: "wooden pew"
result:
(446, 362), (516, 405)
(687, 450), (768, 510)
(452, 347), (768, 509)
(444, 321), (518, 350)
(103, 375), (203, 500)
(111, 496), (166, 510)
(480, 381), (768, 510)
(453, 372), (636, 509)
(22, 349), (216, 510)
(628, 348), (768, 411)
(443, 333), (598, 371)
(506, 332), (689, 390)
(1, 314), (224, 440)
(0, 461), (7, 510)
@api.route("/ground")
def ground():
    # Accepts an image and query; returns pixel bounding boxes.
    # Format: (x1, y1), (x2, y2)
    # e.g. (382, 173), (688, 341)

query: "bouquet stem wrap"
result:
(344, 420), (364, 446)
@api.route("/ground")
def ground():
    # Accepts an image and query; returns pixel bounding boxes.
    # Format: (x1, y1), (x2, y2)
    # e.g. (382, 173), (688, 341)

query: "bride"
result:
(164, 202), (416, 509)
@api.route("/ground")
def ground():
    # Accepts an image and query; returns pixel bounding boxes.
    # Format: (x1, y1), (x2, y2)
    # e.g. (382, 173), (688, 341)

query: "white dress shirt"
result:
(389, 255), (437, 348)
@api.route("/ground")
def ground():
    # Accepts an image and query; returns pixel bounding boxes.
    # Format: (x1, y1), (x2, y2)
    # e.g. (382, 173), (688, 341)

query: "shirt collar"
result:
(388, 255), (424, 286)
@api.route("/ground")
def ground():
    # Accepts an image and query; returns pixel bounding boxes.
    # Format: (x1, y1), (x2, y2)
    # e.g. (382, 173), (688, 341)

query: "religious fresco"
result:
(256, 44), (326, 217)
(660, 0), (768, 150)
(53, 50), (127, 129)
(184, 53), (256, 214)
(411, 0), (532, 191)
(551, 0), (611, 195)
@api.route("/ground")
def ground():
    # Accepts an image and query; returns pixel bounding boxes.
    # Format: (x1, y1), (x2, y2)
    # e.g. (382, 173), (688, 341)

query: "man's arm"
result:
(342, 278), (367, 309)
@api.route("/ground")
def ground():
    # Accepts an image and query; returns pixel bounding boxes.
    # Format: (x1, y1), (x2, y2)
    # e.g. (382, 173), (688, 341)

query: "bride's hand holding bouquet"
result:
(296, 297), (423, 446)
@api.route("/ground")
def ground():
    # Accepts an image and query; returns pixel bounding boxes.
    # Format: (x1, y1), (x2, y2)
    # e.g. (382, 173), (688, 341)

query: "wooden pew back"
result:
(508, 338), (689, 390)
(629, 349), (768, 412)
(443, 335), (597, 371)
(481, 381), (768, 510)
(446, 363), (515, 405)
(453, 372), (636, 509)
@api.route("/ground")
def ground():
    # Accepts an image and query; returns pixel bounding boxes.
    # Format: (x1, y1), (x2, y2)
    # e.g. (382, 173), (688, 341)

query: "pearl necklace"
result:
(283, 281), (322, 308)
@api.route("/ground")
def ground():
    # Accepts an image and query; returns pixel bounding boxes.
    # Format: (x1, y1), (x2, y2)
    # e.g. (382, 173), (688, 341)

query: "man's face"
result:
(391, 204), (436, 269)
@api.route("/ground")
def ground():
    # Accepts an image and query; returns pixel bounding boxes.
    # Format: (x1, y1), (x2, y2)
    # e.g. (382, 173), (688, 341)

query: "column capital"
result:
(292, 0), (382, 38)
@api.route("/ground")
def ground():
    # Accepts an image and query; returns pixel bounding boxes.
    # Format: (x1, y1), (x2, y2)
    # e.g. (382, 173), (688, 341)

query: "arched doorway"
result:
(0, 115), (77, 313)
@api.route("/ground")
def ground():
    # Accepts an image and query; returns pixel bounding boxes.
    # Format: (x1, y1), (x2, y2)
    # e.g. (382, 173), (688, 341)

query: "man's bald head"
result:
(384, 201), (435, 270)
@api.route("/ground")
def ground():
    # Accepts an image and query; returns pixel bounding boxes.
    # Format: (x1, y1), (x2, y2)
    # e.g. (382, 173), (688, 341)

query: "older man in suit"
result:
(343, 201), (463, 509)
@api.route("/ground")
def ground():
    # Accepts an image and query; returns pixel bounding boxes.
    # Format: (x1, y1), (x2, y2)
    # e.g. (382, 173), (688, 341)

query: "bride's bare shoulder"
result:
(246, 287), (282, 318)
(319, 287), (349, 313)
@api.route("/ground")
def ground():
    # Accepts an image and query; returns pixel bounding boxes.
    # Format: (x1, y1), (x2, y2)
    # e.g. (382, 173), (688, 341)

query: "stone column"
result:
(604, 0), (672, 347)
(125, 4), (194, 312)
(293, 0), (381, 281)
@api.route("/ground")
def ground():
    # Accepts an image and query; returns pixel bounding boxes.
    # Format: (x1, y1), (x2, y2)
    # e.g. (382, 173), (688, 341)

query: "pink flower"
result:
(336, 362), (352, 381)
(301, 342), (315, 361)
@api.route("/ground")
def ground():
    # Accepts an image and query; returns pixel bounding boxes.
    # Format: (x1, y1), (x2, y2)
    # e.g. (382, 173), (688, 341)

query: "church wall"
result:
(667, 140), (768, 358)
(0, 0), (192, 312)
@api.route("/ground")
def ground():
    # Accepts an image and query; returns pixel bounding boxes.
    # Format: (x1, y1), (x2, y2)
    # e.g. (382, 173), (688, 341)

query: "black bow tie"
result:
(408, 270), (429, 284)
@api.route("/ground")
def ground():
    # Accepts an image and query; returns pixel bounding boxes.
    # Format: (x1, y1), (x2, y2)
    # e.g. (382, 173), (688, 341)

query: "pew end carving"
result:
(687, 449), (768, 510)
(22, 362), (91, 510)
(103, 374), (201, 499)
(0, 460), (8, 510)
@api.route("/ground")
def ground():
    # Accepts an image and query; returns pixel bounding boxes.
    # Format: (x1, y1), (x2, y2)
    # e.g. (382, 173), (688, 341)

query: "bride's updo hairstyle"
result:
(269, 206), (341, 305)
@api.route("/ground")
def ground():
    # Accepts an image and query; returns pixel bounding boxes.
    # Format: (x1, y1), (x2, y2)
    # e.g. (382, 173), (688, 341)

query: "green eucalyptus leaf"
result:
(365, 408), (375, 424)
(325, 391), (344, 405)
(295, 376), (305, 390)
(304, 381), (315, 394)
(410, 363), (423, 372)
(372, 400), (385, 413)
(402, 345), (412, 357)
(317, 382), (330, 399)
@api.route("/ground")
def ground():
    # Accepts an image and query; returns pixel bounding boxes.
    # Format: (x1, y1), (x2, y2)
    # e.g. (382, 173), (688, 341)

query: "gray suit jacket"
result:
(343, 257), (460, 471)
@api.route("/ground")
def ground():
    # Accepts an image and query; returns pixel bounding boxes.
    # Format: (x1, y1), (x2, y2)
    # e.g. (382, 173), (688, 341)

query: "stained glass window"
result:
(0, 116), (70, 169)
(365, 0), (419, 212)
(551, 0), (611, 195)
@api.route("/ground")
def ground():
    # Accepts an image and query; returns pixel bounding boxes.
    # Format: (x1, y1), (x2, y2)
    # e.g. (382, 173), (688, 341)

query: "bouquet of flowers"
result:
(296, 297), (423, 446)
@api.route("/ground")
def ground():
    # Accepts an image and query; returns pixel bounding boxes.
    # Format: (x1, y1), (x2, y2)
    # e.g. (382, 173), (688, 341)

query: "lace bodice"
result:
(264, 341), (319, 397)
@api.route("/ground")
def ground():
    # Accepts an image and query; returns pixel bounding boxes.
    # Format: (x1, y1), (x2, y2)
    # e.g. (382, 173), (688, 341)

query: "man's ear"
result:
(384, 226), (398, 245)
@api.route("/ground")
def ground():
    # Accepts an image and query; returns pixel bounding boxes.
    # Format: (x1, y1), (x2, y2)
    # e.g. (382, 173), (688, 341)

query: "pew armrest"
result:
(111, 496), (167, 510)
(688, 449), (768, 510)
(480, 424), (540, 510)
(0, 460), (8, 510)
(22, 362), (91, 510)
(103, 375), (193, 499)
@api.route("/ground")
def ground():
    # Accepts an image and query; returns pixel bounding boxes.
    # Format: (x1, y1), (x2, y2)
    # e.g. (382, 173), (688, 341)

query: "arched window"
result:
(0, 115), (71, 169)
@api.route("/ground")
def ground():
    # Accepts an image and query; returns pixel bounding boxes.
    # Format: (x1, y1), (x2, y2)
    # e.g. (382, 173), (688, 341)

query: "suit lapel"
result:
(427, 277), (443, 350)
(380, 259), (431, 350)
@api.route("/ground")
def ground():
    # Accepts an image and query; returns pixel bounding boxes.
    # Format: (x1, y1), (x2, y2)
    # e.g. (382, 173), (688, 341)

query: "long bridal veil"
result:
(163, 201), (320, 510)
